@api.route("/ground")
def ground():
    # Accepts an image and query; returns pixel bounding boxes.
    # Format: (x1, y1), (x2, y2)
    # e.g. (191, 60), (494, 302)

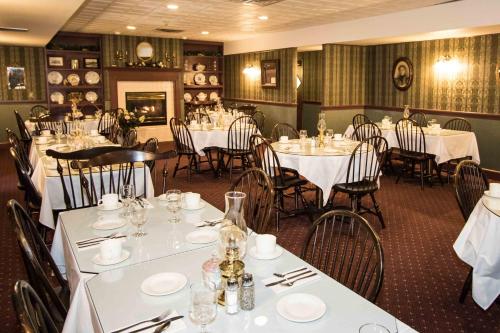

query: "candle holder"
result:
(317, 112), (327, 147)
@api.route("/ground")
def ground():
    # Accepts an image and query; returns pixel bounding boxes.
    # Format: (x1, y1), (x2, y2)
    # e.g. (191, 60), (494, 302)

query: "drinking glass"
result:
(165, 189), (182, 223)
(120, 184), (136, 216)
(326, 129), (334, 137)
(299, 129), (308, 141)
(130, 204), (148, 237)
(55, 122), (63, 143)
(189, 282), (217, 333)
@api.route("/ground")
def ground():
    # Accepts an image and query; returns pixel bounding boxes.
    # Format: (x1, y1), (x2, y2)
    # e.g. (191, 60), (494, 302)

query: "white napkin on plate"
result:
(262, 266), (321, 294)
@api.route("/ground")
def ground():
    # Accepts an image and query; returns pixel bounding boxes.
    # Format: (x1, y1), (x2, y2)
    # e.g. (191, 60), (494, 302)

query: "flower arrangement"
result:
(117, 108), (145, 133)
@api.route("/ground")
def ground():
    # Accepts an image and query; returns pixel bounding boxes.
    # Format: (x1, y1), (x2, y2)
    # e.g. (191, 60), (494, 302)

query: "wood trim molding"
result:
(484, 168), (500, 181)
(302, 101), (322, 105)
(223, 98), (297, 107)
(321, 105), (365, 111)
(106, 68), (182, 119)
(0, 100), (46, 105)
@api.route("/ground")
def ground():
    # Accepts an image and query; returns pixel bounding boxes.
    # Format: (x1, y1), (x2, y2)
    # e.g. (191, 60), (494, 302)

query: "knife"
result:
(127, 315), (184, 333)
(265, 270), (312, 287)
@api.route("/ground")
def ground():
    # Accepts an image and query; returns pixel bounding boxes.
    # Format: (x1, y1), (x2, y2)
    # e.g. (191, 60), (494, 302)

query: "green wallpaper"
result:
(224, 48), (297, 104)
(322, 44), (368, 107)
(0, 46), (46, 102)
(299, 51), (322, 102)
(368, 34), (500, 113)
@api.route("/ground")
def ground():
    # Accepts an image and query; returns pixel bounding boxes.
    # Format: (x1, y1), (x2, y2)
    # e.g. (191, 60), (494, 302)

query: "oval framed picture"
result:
(392, 57), (413, 91)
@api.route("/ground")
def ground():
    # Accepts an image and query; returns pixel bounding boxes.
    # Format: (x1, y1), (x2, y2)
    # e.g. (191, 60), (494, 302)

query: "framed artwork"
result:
(392, 57), (413, 91)
(48, 56), (64, 67)
(84, 58), (99, 68)
(261, 59), (280, 88)
(7, 66), (26, 90)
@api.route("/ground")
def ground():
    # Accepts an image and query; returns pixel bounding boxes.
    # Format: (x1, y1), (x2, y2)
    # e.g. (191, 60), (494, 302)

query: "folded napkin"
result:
(121, 311), (186, 333)
(262, 266), (321, 294)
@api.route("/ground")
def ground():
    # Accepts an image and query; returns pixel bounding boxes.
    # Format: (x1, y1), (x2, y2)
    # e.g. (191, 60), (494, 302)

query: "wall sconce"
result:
(434, 55), (462, 79)
(296, 75), (302, 88)
(242, 64), (260, 78)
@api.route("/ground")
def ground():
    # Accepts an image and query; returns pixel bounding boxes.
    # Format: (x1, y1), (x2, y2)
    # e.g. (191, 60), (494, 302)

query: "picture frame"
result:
(7, 66), (26, 90)
(261, 59), (280, 89)
(83, 57), (100, 69)
(48, 56), (64, 67)
(392, 57), (413, 91)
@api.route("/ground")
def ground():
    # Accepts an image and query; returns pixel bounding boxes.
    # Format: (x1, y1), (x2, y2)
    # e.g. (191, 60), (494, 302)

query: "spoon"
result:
(111, 309), (172, 333)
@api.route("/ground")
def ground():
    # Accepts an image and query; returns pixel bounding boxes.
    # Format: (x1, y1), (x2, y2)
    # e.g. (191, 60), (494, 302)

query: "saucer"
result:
(181, 201), (206, 210)
(186, 229), (218, 244)
(140, 272), (187, 296)
(92, 218), (126, 230)
(276, 293), (326, 322)
(249, 245), (284, 260)
(97, 202), (123, 211)
(92, 250), (130, 266)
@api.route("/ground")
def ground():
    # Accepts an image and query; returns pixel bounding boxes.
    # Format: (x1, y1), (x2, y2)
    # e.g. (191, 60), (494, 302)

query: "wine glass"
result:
(120, 184), (135, 216)
(55, 122), (63, 143)
(130, 204), (148, 237)
(165, 189), (182, 223)
(189, 282), (217, 333)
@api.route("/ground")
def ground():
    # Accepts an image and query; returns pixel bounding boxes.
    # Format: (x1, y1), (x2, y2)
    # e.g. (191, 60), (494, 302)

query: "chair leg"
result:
(459, 268), (473, 303)
(434, 161), (444, 186)
(419, 161), (424, 190)
(172, 155), (181, 178)
(369, 192), (385, 229)
(229, 156), (234, 182)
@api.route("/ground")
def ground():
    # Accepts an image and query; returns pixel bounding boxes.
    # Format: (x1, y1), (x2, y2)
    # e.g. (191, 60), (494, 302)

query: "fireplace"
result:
(125, 91), (167, 126)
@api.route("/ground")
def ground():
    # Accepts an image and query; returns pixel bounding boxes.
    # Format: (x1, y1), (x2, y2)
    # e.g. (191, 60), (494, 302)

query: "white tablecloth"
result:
(189, 128), (230, 156)
(344, 124), (480, 165)
(453, 197), (500, 309)
(25, 118), (100, 134)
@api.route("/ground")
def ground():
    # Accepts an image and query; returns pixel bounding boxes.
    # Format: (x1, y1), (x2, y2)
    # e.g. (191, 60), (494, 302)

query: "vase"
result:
(218, 191), (248, 259)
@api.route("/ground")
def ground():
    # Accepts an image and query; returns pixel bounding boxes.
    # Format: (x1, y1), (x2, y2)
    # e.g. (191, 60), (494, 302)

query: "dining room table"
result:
(453, 193), (500, 310)
(25, 116), (100, 135)
(344, 122), (480, 165)
(29, 134), (154, 229)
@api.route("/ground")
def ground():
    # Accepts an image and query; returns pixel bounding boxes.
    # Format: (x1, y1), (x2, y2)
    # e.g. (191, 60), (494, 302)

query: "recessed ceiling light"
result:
(258, 15), (268, 20)
(167, 4), (178, 10)
(114, 31), (121, 35)
(201, 31), (209, 35)
(126, 25), (136, 30)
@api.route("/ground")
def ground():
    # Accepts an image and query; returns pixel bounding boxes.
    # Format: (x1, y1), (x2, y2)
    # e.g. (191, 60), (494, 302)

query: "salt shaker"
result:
(239, 273), (254, 311)
(225, 276), (239, 315)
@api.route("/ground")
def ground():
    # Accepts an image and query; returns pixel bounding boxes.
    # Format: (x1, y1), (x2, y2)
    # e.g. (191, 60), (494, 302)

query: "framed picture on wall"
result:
(7, 66), (26, 90)
(48, 56), (64, 67)
(84, 58), (99, 68)
(392, 57), (413, 91)
(261, 59), (280, 88)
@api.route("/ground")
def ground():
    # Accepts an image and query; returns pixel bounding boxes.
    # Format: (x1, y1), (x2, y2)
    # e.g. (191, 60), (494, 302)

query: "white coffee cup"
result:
(37, 136), (48, 144)
(100, 238), (122, 261)
(184, 192), (201, 209)
(489, 183), (500, 198)
(90, 129), (98, 136)
(279, 136), (289, 143)
(432, 123), (441, 130)
(101, 193), (119, 208)
(255, 234), (276, 256)
(41, 129), (51, 137)
(333, 133), (343, 141)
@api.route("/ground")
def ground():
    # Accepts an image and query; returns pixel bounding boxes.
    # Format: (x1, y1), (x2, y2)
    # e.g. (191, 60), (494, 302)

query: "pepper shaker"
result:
(239, 273), (254, 311)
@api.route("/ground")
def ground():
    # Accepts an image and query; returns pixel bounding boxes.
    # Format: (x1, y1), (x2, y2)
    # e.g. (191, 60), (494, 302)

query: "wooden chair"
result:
(352, 122), (381, 141)
(252, 111), (265, 134)
(352, 114), (370, 129)
(250, 134), (308, 230)
(331, 136), (388, 228)
(121, 128), (138, 147)
(395, 119), (442, 189)
(142, 137), (159, 175)
(238, 104), (257, 116)
(301, 210), (384, 302)
(12, 280), (61, 333)
(14, 110), (33, 149)
(37, 117), (68, 134)
(30, 105), (49, 119)
(409, 111), (427, 127)
(230, 168), (275, 234)
(220, 116), (258, 182)
(6, 128), (33, 176)
(443, 118), (473, 182)
(98, 111), (117, 139)
(454, 160), (488, 303)
(9, 148), (41, 216)
(8, 200), (69, 325)
(271, 123), (299, 142)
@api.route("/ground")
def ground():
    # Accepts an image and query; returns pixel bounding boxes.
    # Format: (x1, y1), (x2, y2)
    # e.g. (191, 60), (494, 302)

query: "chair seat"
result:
(334, 180), (379, 194)
(220, 148), (251, 156)
(272, 175), (308, 190)
(400, 150), (435, 161)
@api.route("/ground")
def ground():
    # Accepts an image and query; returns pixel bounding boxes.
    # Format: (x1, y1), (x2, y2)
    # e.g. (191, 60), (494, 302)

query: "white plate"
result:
(249, 245), (284, 260)
(186, 229), (218, 244)
(47, 71), (63, 85)
(85, 91), (98, 103)
(97, 202), (124, 211)
(92, 218), (126, 230)
(276, 293), (326, 323)
(484, 190), (500, 199)
(184, 92), (193, 103)
(67, 73), (80, 86)
(92, 250), (130, 266)
(85, 71), (100, 85)
(141, 272), (188, 296)
(196, 92), (207, 102)
(194, 72), (206, 85)
(209, 91), (219, 101)
(181, 201), (206, 210)
(208, 75), (218, 85)
(50, 91), (64, 103)
(194, 63), (206, 71)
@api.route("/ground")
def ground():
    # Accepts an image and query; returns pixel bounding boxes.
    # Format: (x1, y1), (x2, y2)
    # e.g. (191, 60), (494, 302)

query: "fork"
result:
(77, 235), (126, 248)
(280, 273), (317, 287)
(76, 232), (118, 245)
(196, 220), (222, 228)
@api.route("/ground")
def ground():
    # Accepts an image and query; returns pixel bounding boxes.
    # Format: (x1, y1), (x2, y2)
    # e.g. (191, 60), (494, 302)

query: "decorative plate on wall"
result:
(184, 92), (193, 103)
(50, 92), (64, 104)
(85, 71), (100, 85)
(194, 73), (207, 85)
(193, 63), (206, 71)
(208, 75), (218, 85)
(196, 92), (207, 102)
(85, 91), (98, 103)
(67, 73), (80, 86)
(47, 71), (63, 85)
(209, 92), (219, 101)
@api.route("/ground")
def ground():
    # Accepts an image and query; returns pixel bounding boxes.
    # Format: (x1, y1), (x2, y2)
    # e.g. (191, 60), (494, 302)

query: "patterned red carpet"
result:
(0, 147), (498, 332)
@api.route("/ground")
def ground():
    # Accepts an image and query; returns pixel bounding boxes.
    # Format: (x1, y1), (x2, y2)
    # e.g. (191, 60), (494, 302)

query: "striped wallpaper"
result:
(224, 48), (297, 104)
(299, 51), (322, 102)
(368, 34), (500, 114)
(0, 46), (46, 102)
(322, 44), (368, 107)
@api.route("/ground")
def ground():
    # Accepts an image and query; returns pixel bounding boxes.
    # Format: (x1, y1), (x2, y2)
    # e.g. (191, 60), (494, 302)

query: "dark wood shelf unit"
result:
(183, 40), (224, 105)
(45, 32), (104, 115)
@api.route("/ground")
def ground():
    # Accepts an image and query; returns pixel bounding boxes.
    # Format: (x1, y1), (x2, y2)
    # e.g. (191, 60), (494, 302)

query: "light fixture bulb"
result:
(167, 4), (178, 10)
(126, 25), (136, 30)
(201, 31), (209, 35)
(258, 15), (268, 20)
